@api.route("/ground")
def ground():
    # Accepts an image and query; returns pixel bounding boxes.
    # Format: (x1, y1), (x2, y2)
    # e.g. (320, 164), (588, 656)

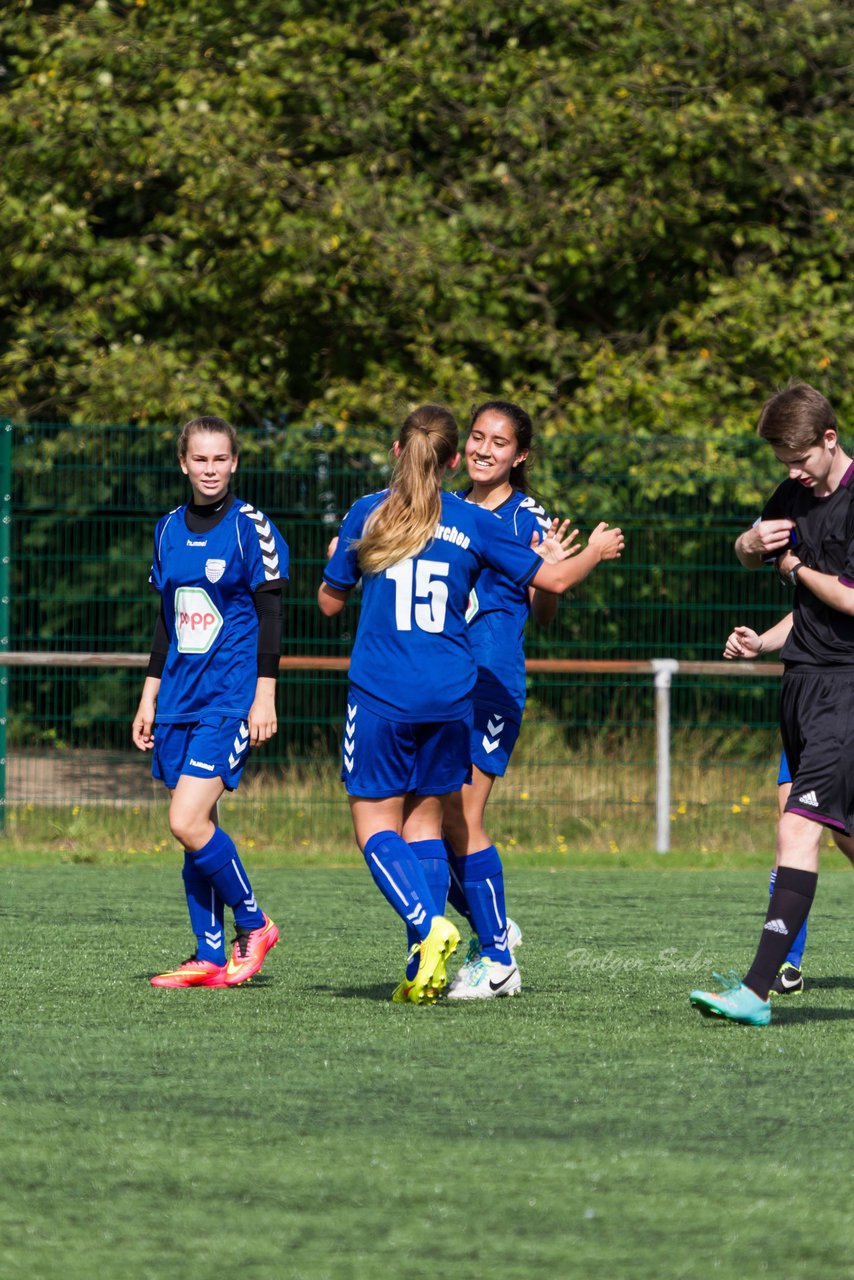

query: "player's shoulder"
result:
(235, 497), (268, 522)
(342, 488), (389, 524)
(505, 490), (551, 533)
(155, 505), (184, 538)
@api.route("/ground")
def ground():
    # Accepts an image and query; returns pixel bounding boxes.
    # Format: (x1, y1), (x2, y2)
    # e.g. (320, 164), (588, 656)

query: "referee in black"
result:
(691, 382), (854, 1025)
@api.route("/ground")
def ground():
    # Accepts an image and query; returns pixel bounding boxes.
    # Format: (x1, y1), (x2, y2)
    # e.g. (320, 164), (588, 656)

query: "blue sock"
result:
(182, 852), (226, 963)
(459, 845), (510, 963)
(363, 830), (436, 942)
(770, 867), (809, 968)
(403, 839), (450, 973)
(445, 841), (474, 930)
(191, 826), (263, 932)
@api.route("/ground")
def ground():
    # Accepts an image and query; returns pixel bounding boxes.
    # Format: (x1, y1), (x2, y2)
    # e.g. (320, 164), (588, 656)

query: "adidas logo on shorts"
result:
(798, 790), (819, 807)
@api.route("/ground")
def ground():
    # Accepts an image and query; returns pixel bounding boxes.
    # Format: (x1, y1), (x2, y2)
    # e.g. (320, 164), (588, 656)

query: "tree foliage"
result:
(0, 0), (850, 507)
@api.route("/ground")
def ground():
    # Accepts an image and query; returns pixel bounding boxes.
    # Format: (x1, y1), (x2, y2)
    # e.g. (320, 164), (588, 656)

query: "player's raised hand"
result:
(723, 625), (763, 660)
(534, 518), (580, 564)
(587, 521), (625, 561)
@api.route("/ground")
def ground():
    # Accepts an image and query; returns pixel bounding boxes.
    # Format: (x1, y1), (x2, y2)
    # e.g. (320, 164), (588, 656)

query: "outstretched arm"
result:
(529, 518), (580, 625)
(530, 522), (624, 595)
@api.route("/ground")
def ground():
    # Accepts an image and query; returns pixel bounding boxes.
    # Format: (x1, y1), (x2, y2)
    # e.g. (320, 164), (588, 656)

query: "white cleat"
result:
(446, 955), (521, 1000)
(506, 917), (523, 952)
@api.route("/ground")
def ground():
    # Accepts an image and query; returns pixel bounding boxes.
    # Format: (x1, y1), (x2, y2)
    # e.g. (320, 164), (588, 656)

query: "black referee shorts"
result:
(780, 667), (854, 835)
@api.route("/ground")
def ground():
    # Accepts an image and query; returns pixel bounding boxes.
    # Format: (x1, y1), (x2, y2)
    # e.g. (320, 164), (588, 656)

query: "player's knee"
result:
(168, 806), (203, 850)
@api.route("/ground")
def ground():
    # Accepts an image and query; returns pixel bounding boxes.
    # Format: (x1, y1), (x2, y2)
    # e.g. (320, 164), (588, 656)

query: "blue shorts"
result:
(469, 702), (522, 777)
(152, 716), (251, 792)
(341, 694), (472, 798)
(777, 749), (791, 786)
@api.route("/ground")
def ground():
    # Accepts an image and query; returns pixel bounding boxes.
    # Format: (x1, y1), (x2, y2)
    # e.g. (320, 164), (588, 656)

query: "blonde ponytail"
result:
(355, 405), (459, 575)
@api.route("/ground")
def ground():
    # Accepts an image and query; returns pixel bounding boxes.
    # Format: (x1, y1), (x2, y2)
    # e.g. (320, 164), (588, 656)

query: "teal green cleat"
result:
(689, 971), (771, 1026)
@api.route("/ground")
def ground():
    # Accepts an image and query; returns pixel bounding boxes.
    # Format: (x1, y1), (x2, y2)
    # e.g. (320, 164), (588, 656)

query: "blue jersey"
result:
(149, 498), (289, 723)
(324, 490), (541, 723)
(459, 489), (552, 715)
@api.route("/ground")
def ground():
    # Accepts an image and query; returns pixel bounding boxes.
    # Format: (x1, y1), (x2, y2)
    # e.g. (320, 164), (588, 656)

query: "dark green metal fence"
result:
(3, 421), (795, 853)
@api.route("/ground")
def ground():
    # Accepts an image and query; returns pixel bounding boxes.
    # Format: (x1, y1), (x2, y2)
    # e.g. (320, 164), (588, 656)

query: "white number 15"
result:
(386, 558), (450, 633)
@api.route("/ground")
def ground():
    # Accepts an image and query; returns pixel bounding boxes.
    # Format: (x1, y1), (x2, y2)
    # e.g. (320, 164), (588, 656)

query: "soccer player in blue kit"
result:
(441, 400), (578, 1000)
(319, 403), (624, 1004)
(132, 416), (289, 988)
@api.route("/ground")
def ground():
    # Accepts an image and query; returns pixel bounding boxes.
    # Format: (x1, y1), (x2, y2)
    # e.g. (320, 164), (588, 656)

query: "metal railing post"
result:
(652, 659), (679, 853)
(0, 420), (11, 834)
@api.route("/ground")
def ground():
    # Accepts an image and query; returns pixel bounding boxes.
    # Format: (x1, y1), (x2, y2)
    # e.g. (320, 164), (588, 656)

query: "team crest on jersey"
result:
(205, 558), (226, 583)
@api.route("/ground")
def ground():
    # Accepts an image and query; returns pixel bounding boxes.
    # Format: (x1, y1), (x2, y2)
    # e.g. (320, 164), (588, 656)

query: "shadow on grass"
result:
(805, 976), (854, 990)
(776, 1006), (854, 1023)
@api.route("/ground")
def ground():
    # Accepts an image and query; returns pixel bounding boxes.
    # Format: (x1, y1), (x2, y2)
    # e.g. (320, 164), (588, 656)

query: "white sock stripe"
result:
(485, 876), (504, 930)
(369, 851), (410, 909)
(231, 858), (251, 895)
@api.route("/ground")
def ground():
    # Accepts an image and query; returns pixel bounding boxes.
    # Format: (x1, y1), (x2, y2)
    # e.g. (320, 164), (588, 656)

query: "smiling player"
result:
(440, 401), (578, 1000)
(132, 416), (289, 988)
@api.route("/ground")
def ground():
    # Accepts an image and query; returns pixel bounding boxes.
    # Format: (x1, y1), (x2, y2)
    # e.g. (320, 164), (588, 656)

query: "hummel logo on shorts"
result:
(764, 918), (788, 934)
(798, 790), (819, 807)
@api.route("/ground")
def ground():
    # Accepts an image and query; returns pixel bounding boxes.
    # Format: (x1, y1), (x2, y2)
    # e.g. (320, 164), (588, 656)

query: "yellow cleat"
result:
(408, 916), (460, 1005)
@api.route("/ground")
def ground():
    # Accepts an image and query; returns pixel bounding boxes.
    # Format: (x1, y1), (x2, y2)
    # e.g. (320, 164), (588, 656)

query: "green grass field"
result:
(3, 864), (854, 1280)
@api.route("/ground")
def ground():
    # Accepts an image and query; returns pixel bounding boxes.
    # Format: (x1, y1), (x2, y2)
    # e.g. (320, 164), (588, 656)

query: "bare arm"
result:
(247, 675), (278, 745)
(529, 518), (579, 625)
(318, 582), (349, 617)
(723, 612), (793, 659)
(131, 675), (160, 750)
(777, 548), (854, 617)
(530, 522), (624, 595)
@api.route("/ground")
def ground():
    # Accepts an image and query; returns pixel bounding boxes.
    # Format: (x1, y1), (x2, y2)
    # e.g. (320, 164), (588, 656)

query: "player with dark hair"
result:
(441, 399), (577, 1000)
(692, 383), (854, 1025)
(132, 416), (289, 988)
(319, 404), (624, 1004)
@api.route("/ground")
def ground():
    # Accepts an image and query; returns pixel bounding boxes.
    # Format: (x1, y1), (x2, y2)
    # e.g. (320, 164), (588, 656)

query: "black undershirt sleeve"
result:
(254, 586), (283, 679)
(147, 605), (170, 678)
(146, 588), (283, 680)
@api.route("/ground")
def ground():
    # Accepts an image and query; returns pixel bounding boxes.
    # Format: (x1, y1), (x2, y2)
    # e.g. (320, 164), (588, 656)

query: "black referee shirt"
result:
(762, 460), (854, 667)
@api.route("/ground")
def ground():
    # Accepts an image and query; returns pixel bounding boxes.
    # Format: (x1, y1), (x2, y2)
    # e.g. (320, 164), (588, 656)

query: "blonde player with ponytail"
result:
(320, 404), (623, 1004)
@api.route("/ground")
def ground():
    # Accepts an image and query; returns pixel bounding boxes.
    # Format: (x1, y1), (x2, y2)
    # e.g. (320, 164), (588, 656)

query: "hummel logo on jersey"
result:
(190, 758), (215, 772)
(798, 790), (819, 807)
(763, 918), (788, 934)
(186, 539), (207, 547)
